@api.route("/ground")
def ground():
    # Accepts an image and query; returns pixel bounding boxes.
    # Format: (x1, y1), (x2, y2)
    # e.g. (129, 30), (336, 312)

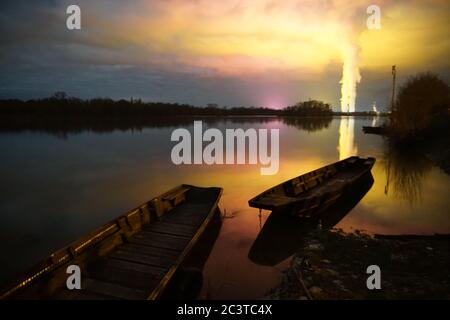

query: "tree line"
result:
(0, 93), (334, 117)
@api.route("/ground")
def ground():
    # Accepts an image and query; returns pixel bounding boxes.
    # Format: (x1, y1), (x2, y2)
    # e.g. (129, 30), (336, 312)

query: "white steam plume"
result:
(340, 45), (361, 113)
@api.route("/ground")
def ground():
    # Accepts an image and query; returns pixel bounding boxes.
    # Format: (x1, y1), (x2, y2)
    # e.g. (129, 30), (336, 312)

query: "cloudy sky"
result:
(0, 0), (449, 111)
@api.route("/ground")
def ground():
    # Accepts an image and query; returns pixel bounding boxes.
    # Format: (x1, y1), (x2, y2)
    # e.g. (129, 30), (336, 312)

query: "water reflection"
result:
(338, 117), (357, 160)
(0, 115), (332, 138)
(371, 115), (379, 127)
(0, 116), (448, 299)
(384, 141), (433, 205)
(281, 116), (332, 132)
(248, 172), (374, 266)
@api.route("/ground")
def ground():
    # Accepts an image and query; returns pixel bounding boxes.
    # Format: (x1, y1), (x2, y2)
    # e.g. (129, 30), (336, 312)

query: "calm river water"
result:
(0, 116), (449, 298)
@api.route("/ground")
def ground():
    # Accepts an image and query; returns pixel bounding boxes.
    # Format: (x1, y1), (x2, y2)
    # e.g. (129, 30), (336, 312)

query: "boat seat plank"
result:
(143, 222), (196, 237)
(116, 243), (181, 260)
(81, 278), (147, 300)
(100, 257), (167, 276)
(163, 204), (213, 226)
(137, 229), (192, 241)
(139, 228), (192, 239)
(129, 234), (190, 251)
(87, 263), (161, 290)
(110, 250), (174, 269)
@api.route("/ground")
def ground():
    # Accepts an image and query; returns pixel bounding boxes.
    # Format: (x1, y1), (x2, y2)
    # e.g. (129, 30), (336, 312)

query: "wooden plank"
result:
(144, 223), (196, 237)
(110, 250), (173, 270)
(129, 237), (188, 252)
(100, 258), (166, 276)
(130, 233), (190, 251)
(153, 221), (197, 231)
(140, 228), (192, 239)
(134, 231), (191, 242)
(88, 264), (160, 290)
(118, 243), (181, 259)
(146, 188), (223, 300)
(82, 278), (147, 300)
(163, 213), (206, 226)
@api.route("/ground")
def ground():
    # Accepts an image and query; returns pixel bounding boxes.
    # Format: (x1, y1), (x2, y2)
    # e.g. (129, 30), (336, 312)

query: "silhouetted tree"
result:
(283, 99), (332, 116)
(391, 72), (449, 136)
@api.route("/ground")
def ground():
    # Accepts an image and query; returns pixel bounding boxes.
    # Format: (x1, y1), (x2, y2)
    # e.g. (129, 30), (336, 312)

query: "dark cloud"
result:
(0, 1), (448, 110)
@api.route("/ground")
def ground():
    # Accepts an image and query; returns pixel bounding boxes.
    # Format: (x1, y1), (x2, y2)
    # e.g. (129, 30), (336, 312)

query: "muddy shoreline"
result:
(267, 229), (450, 299)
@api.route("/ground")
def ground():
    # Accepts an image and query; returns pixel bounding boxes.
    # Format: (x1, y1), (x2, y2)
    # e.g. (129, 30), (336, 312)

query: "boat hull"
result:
(1, 185), (223, 300)
(248, 156), (375, 217)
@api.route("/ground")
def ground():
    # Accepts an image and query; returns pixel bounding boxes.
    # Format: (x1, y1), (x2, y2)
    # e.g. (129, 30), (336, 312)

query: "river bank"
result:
(267, 229), (450, 299)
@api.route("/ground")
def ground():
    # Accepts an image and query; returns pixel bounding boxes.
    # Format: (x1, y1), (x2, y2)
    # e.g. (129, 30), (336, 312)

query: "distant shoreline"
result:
(0, 96), (387, 136)
(0, 96), (387, 118)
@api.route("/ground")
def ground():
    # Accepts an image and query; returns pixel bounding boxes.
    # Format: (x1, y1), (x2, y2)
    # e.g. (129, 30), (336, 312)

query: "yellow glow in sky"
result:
(92, 0), (449, 77)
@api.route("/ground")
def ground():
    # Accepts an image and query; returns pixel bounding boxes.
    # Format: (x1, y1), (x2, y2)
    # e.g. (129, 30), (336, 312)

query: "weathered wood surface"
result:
(1, 185), (222, 300)
(248, 156), (375, 214)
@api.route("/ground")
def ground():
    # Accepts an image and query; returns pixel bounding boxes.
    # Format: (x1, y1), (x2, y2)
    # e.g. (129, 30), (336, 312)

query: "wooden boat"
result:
(248, 156), (375, 216)
(362, 126), (387, 135)
(0, 185), (222, 300)
(248, 172), (374, 266)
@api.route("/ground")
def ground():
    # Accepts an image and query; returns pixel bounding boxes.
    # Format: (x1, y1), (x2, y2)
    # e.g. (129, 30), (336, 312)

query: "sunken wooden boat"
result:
(248, 156), (375, 216)
(0, 185), (222, 300)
